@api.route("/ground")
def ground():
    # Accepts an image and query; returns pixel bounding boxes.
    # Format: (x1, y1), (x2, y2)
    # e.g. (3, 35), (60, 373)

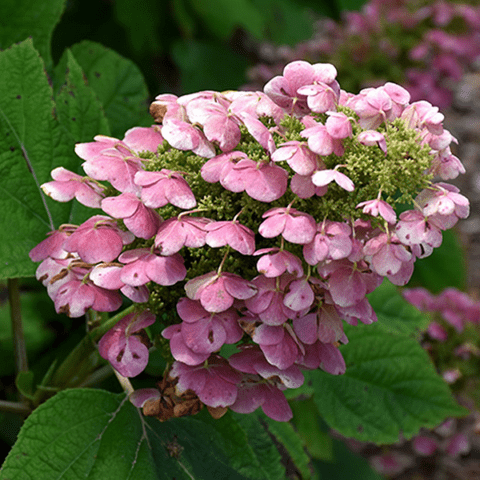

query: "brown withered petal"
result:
(207, 405), (228, 419)
(143, 398), (163, 417)
(149, 103), (167, 123)
(173, 398), (203, 418)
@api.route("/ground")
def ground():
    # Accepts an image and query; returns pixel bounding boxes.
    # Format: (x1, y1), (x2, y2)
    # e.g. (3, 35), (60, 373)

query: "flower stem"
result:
(112, 369), (134, 396)
(89, 304), (137, 342)
(217, 246), (230, 274)
(8, 279), (28, 375)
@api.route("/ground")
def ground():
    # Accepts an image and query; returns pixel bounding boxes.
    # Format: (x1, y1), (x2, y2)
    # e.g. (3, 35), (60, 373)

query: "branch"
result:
(0, 399), (31, 416)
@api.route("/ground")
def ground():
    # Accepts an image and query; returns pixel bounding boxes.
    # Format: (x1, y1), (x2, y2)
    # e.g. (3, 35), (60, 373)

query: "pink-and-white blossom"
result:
(42, 167), (105, 208)
(134, 169), (196, 209)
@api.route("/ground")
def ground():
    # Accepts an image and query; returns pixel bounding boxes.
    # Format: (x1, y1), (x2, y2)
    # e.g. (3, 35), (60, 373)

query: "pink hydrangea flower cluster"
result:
(404, 287), (480, 334)
(30, 59), (469, 422)
(370, 417), (472, 477)
(403, 286), (480, 386)
(246, 0), (480, 108)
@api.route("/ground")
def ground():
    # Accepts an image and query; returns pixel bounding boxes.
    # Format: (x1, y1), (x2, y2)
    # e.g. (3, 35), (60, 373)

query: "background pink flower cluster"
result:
(246, 0), (480, 109)
(30, 59), (469, 421)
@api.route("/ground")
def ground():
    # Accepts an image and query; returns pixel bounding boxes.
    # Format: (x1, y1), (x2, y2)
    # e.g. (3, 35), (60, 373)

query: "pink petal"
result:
(283, 278), (315, 311)
(129, 388), (161, 408)
(181, 317), (227, 353)
(292, 313), (318, 344)
(101, 193), (139, 218)
(108, 336), (150, 377)
(123, 126), (163, 153)
(145, 253), (187, 286)
(261, 385), (293, 421)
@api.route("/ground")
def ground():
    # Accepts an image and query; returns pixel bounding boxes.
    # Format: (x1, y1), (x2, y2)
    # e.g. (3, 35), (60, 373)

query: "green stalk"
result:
(8, 278), (31, 411)
(7, 279), (28, 375)
(89, 304), (137, 342)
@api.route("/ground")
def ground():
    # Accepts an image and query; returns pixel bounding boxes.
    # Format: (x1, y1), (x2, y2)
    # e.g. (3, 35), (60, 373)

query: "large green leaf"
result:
(290, 397), (333, 463)
(0, 389), (283, 479)
(367, 280), (430, 336)
(259, 411), (313, 479)
(69, 41), (152, 138)
(0, 40), (117, 279)
(336, 0), (368, 12)
(0, 0), (65, 69)
(195, 411), (286, 480)
(310, 324), (467, 444)
(54, 49), (112, 226)
(282, 0), (341, 18)
(55, 50), (111, 144)
(0, 40), (70, 279)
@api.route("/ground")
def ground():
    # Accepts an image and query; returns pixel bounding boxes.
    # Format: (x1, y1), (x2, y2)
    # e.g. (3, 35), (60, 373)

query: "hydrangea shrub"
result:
(30, 59), (469, 423)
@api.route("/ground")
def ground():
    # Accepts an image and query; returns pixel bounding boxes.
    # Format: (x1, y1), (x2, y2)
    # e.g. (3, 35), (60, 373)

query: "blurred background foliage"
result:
(51, 0), (367, 95)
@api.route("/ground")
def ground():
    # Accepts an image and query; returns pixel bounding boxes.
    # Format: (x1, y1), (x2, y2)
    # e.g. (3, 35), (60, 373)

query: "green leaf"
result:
(310, 325), (467, 444)
(229, 412), (286, 480)
(0, 0), (65, 69)
(188, 0), (264, 40)
(282, 0), (341, 18)
(1, 389), (281, 479)
(0, 39), (116, 279)
(408, 229), (467, 294)
(0, 40), (71, 279)
(172, 39), (249, 93)
(15, 371), (35, 400)
(367, 280), (430, 336)
(55, 50), (111, 143)
(290, 397), (333, 462)
(69, 40), (151, 138)
(53, 49), (112, 225)
(259, 411), (313, 478)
